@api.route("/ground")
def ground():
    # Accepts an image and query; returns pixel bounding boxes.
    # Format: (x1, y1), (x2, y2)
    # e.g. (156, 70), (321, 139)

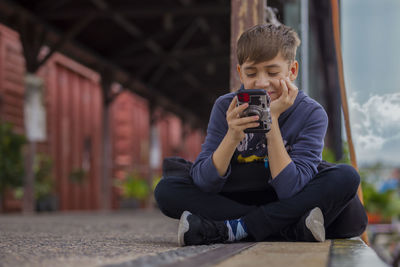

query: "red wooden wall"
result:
(0, 23), (205, 211)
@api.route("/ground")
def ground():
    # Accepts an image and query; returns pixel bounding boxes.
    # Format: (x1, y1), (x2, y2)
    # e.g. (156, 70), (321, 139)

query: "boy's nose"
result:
(255, 76), (271, 88)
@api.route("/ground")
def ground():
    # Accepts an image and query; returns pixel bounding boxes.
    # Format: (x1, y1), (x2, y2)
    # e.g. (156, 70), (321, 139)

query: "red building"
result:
(0, 24), (205, 212)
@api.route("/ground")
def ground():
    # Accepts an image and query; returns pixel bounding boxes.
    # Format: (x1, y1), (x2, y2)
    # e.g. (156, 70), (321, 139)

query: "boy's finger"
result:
(284, 78), (295, 92)
(231, 101), (249, 117)
(285, 78), (298, 101)
(280, 79), (289, 99)
(235, 115), (259, 125)
(227, 96), (237, 112)
(227, 97), (240, 119)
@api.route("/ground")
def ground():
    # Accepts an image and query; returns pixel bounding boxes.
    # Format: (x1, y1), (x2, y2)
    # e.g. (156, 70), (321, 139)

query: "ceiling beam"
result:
(149, 18), (202, 86)
(110, 22), (191, 60)
(0, 0), (208, 129)
(113, 45), (228, 67)
(40, 6), (229, 20)
(34, 0), (71, 13)
(90, 0), (210, 98)
(36, 11), (99, 71)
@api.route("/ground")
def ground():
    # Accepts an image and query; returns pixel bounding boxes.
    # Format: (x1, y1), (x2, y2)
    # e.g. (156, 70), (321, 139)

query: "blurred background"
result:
(0, 0), (399, 264)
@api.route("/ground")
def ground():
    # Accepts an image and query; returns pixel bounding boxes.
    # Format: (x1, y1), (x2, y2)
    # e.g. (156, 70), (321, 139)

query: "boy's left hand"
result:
(270, 77), (298, 119)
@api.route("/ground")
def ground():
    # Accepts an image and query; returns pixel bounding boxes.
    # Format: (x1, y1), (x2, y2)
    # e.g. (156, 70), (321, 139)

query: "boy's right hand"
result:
(225, 96), (260, 143)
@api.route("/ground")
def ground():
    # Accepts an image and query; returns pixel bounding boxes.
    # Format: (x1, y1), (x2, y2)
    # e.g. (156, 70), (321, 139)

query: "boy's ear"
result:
(289, 60), (299, 81)
(237, 64), (243, 83)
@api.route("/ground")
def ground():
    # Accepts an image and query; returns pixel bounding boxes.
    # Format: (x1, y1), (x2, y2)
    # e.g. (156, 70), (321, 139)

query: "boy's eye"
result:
(246, 73), (256, 77)
(269, 72), (279, 76)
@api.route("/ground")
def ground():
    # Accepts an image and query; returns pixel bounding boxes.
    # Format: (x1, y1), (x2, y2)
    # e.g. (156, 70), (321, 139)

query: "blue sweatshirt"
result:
(190, 89), (328, 200)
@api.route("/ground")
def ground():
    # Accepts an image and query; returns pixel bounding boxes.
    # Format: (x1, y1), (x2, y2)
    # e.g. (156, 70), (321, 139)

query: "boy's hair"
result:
(237, 23), (301, 65)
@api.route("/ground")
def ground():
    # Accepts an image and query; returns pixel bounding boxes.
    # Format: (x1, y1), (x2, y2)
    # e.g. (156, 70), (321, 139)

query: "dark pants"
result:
(154, 164), (368, 241)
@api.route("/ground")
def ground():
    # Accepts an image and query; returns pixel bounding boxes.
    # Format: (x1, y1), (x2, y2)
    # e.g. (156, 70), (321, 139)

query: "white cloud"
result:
(348, 92), (400, 164)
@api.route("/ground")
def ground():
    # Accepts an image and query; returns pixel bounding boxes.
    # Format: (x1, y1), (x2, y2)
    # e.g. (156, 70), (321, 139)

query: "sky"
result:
(341, 0), (400, 166)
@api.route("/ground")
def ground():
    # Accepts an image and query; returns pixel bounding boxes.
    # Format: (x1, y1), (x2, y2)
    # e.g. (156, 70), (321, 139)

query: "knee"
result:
(333, 164), (361, 195)
(154, 178), (177, 218)
(347, 208), (369, 238)
(345, 202), (368, 237)
(326, 196), (368, 239)
(154, 177), (193, 219)
(354, 211), (368, 237)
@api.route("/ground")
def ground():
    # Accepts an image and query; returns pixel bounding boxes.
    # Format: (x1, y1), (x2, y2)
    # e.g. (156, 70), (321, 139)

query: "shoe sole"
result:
(305, 207), (325, 242)
(178, 211), (191, 246)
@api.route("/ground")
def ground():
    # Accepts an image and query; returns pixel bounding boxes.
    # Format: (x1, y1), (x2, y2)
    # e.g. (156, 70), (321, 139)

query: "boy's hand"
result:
(225, 97), (259, 143)
(269, 77), (298, 119)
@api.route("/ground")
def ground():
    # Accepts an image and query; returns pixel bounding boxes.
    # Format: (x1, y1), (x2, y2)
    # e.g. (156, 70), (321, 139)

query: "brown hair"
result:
(237, 23), (301, 65)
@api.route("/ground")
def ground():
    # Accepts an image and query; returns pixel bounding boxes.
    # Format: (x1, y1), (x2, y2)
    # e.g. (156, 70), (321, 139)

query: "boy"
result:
(155, 23), (367, 246)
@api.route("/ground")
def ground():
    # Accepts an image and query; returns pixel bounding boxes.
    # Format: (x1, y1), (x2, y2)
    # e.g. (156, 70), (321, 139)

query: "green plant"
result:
(362, 180), (400, 221)
(69, 168), (87, 184)
(152, 175), (161, 192)
(322, 141), (350, 164)
(116, 171), (150, 201)
(34, 154), (54, 200)
(0, 122), (26, 196)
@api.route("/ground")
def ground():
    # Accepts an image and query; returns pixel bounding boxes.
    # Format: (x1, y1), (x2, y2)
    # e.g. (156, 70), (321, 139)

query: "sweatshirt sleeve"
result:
(190, 96), (232, 193)
(269, 106), (328, 199)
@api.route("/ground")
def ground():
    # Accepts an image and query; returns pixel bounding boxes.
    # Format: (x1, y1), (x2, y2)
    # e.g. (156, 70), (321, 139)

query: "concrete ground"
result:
(0, 210), (388, 267)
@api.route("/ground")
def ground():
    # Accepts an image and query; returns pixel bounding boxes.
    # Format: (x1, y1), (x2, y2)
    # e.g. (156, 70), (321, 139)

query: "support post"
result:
(330, 0), (369, 244)
(100, 71), (114, 211)
(23, 74), (46, 213)
(230, 0), (266, 92)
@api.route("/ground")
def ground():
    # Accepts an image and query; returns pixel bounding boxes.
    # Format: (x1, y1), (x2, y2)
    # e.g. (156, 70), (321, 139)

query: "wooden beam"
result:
(90, 0), (226, 97)
(36, 11), (99, 71)
(34, 0), (72, 13)
(17, 14), (44, 73)
(41, 5), (230, 20)
(330, 0), (368, 245)
(230, 0), (266, 91)
(0, 0), (209, 128)
(99, 69), (114, 211)
(110, 22), (189, 60)
(115, 45), (227, 67)
(91, 0), (209, 96)
(149, 18), (202, 86)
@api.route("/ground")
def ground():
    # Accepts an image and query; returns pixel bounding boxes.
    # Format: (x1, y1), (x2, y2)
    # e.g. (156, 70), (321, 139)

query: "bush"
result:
(34, 154), (54, 200)
(0, 122), (26, 195)
(116, 171), (150, 201)
(362, 180), (400, 221)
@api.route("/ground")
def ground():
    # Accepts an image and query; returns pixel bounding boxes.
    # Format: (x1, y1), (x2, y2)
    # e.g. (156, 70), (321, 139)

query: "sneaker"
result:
(178, 211), (229, 246)
(280, 207), (325, 242)
(305, 207), (325, 242)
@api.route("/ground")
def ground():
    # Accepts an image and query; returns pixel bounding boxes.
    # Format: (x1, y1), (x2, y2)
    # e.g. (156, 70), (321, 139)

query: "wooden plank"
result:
(163, 243), (256, 267)
(215, 242), (330, 267)
(230, 0), (265, 91)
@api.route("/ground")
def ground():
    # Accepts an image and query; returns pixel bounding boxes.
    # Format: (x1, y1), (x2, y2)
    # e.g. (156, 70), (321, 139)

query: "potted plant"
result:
(69, 168), (87, 184)
(115, 171), (150, 209)
(0, 122), (26, 212)
(35, 154), (58, 212)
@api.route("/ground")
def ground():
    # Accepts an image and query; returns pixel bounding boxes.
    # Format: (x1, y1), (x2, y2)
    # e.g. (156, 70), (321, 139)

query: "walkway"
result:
(0, 210), (387, 267)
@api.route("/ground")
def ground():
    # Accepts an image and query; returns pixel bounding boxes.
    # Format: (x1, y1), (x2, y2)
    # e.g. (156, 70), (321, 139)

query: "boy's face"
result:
(237, 52), (299, 101)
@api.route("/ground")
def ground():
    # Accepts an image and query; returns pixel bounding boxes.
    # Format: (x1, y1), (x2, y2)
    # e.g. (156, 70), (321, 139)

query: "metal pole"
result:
(300, 0), (309, 94)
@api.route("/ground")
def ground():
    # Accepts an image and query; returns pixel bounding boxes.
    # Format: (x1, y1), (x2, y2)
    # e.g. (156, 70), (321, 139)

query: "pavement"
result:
(0, 209), (388, 267)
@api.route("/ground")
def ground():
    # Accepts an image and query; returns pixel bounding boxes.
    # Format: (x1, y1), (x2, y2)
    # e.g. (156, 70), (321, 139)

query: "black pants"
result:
(154, 164), (368, 241)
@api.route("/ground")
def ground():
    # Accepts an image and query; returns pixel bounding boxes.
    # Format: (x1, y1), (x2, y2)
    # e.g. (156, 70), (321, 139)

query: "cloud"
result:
(348, 92), (400, 164)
